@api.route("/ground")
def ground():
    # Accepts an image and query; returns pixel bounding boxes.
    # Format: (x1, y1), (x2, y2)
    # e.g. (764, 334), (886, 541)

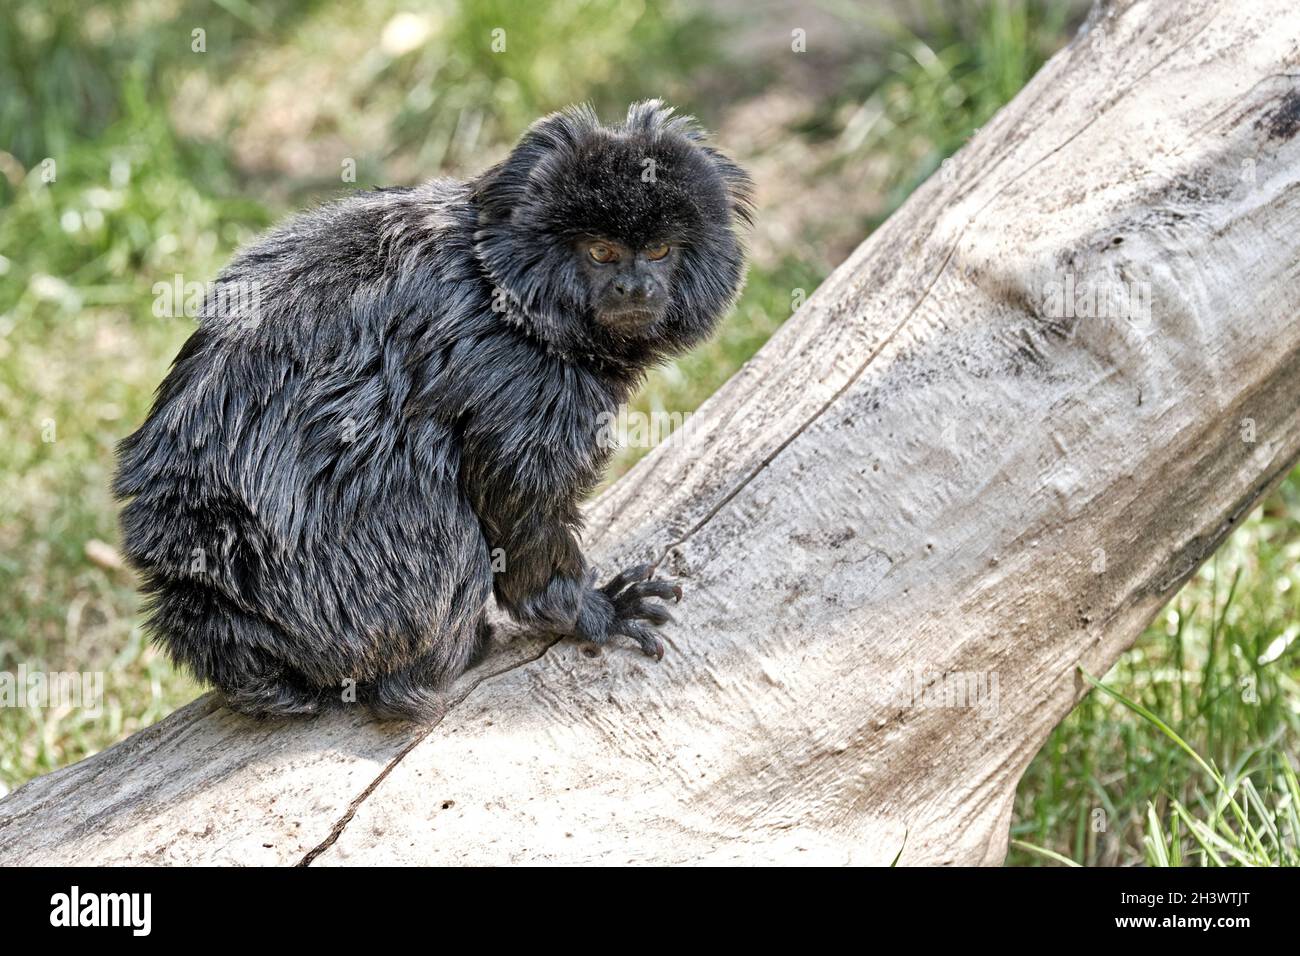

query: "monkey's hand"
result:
(575, 563), (682, 661)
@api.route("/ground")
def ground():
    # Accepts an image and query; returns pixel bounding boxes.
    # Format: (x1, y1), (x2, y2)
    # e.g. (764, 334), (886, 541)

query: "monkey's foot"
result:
(365, 673), (447, 724)
(585, 563), (682, 660)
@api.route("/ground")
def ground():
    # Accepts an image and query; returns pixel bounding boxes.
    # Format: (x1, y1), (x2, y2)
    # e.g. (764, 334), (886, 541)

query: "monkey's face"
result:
(473, 100), (754, 361)
(575, 237), (678, 333)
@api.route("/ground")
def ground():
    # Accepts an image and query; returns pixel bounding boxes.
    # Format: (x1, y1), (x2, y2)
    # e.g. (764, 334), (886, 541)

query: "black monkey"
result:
(113, 100), (754, 721)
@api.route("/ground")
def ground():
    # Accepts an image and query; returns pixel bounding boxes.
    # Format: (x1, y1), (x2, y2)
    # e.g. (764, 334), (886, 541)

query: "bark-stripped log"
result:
(3, 0), (1299, 865)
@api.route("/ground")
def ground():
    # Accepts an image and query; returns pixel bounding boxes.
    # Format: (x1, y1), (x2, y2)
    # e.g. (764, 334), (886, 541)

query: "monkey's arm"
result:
(457, 369), (678, 658)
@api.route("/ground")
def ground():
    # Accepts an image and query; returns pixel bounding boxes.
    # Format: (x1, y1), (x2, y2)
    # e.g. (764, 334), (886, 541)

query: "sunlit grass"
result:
(1009, 496), (1300, 865)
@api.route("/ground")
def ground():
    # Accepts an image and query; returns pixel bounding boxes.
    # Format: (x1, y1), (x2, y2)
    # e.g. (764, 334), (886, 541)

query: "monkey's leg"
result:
(195, 638), (324, 718)
(465, 616), (495, 671)
(361, 617), (486, 723)
(220, 659), (323, 718)
(363, 669), (446, 724)
(148, 582), (323, 718)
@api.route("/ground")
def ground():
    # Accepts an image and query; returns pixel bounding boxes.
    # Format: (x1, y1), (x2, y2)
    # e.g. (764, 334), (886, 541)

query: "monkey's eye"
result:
(588, 242), (619, 264)
(645, 242), (672, 261)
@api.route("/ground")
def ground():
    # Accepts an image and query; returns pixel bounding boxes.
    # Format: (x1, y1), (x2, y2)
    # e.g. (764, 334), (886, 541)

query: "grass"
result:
(0, 5), (272, 787)
(1016, 660), (1300, 867)
(1091, 671), (1300, 867)
(1, 0), (1296, 870)
(1009, 502), (1300, 865)
(812, 0), (1078, 218)
(376, 0), (723, 172)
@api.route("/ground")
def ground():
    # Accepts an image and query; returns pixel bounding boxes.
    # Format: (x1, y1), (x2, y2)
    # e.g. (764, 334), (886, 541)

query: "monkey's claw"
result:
(601, 562), (653, 596)
(616, 621), (666, 661)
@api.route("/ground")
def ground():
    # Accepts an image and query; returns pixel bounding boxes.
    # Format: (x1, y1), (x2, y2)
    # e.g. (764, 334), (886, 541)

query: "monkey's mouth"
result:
(597, 307), (663, 335)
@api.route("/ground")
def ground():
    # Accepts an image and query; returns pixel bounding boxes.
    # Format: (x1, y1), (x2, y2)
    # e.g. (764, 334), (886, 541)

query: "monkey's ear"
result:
(472, 105), (601, 224)
(703, 146), (757, 229)
(623, 100), (755, 229)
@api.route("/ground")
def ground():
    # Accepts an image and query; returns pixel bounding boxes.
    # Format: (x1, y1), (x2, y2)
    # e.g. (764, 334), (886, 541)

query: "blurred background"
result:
(2, 0), (1297, 866)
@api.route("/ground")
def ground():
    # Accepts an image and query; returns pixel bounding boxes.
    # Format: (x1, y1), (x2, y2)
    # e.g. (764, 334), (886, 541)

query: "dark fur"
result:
(113, 101), (753, 721)
(116, 100), (759, 723)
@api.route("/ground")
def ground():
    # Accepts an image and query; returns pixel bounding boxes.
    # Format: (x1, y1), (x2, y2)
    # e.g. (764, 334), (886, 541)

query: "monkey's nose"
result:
(613, 280), (654, 302)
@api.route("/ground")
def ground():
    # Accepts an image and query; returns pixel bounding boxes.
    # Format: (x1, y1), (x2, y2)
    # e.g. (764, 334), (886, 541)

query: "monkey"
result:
(113, 100), (754, 722)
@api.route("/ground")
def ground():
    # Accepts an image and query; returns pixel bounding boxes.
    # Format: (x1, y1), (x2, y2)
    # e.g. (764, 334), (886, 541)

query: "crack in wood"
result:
(297, 635), (562, 865)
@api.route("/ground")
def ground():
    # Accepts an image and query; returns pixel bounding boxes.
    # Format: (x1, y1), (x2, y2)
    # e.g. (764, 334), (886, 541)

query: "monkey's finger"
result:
(623, 579), (682, 604)
(616, 620), (666, 661)
(618, 600), (673, 627)
(601, 562), (655, 597)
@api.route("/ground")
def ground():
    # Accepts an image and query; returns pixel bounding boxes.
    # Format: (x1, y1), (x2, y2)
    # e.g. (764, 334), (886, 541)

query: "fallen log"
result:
(3, 0), (1299, 865)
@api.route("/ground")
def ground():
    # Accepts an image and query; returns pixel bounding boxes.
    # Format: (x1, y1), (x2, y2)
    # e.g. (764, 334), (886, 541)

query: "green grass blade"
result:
(1010, 839), (1081, 867)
